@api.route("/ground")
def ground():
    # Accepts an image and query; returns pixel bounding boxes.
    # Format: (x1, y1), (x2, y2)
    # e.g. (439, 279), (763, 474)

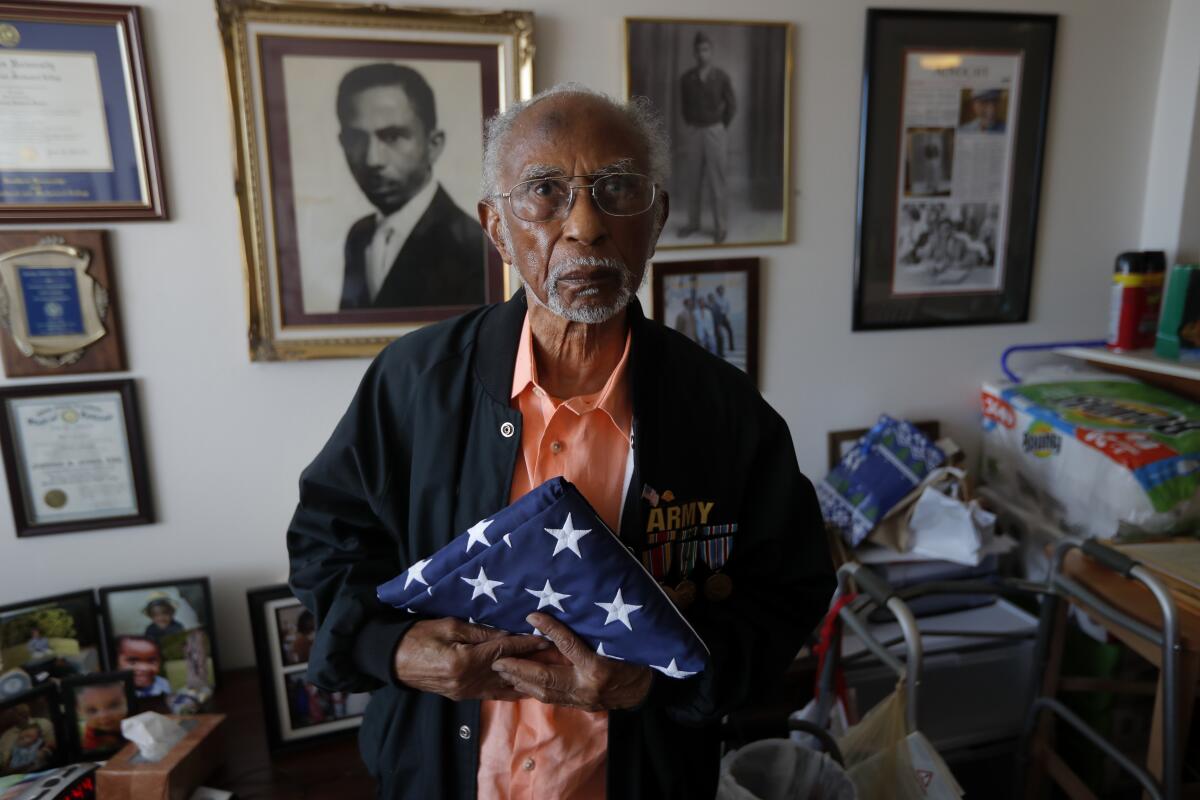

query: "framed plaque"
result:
(0, 2), (166, 221)
(217, 0), (533, 361)
(0, 379), (153, 537)
(853, 10), (1056, 330)
(0, 230), (127, 377)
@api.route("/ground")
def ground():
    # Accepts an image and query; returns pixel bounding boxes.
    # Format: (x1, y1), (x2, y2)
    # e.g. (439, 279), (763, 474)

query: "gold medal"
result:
(674, 580), (697, 609)
(704, 573), (733, 602)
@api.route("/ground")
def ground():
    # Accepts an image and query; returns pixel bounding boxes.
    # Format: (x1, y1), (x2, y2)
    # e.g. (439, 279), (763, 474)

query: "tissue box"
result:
(95, 714), (226, 800)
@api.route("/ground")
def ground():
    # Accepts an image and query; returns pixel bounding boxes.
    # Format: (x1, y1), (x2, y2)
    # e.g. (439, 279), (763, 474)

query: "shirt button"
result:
(523, 757), (536, 771)
(550, 441), (563, 454)
(534, 387), (545, 398)
(500, 422), (515, 438)
(458, 725), (471, 740)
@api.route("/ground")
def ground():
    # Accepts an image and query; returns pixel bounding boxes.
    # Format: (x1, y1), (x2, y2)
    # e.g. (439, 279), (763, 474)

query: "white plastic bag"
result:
(908, 485), (996, 566)
(717, 739), (857, 800)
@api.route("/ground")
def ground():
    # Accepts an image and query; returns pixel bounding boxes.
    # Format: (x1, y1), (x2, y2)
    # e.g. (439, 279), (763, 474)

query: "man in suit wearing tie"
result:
(337, 63), (487, 310)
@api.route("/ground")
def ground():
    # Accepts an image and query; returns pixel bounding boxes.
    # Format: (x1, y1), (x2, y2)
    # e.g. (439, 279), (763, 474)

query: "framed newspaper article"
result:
(852, 10), (1056, 330)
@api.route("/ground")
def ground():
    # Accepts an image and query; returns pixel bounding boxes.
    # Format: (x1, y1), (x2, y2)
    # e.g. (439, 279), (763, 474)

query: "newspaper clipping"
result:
(892, 51), (1022, 296)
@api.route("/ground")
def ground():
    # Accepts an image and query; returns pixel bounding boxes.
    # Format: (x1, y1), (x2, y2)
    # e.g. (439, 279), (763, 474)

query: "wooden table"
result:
(206, 669), (374, 799)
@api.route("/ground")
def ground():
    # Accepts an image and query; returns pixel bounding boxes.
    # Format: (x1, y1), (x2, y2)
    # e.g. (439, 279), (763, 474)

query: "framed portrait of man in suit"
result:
(217, 0), (533, 360)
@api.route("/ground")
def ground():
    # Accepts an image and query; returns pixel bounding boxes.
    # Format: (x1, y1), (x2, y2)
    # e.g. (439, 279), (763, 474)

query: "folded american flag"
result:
(377, 477), (708, 678)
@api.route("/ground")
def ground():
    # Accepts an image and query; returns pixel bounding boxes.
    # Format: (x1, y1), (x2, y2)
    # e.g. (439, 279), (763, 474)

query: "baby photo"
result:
(63, 673), (135, 760)
(0, 686), (62, 777)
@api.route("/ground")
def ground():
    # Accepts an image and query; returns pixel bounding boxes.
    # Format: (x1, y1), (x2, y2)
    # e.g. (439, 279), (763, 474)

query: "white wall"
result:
(0, 0), (1177, 668)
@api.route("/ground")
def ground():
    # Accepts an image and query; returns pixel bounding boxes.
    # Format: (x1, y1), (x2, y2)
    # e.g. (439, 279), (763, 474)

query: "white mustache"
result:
(547, 257), (629, 281)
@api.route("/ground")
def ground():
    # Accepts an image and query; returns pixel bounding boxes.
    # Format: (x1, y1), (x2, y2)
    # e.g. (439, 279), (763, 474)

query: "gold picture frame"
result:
(624, 17), (793, 250)
(216, 0), (534, 361)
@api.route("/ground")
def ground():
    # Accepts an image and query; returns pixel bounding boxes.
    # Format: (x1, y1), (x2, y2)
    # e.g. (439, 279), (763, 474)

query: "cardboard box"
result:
(96, 714), (225, 800)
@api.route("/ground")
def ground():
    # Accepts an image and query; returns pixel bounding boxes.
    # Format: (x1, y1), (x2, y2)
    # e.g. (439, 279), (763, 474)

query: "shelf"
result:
(1053, 346), (1200, 383)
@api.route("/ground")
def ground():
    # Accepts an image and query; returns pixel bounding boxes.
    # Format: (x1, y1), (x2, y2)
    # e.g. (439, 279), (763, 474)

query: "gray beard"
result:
(501, 213), (658, 325)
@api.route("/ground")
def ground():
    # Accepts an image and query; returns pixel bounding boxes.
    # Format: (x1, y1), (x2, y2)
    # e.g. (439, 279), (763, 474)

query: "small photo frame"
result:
(0, 684), (65, 777)
(0, 379), (153, 537)
(248, 585), (369, 753)
(626, 17), (793, 249)
(0, 590), (104, 680)
(651, 258), (760, 385)
(0, 2), (167, 221)
(98, 578), (219, 700)
(61, 671), (134, 761)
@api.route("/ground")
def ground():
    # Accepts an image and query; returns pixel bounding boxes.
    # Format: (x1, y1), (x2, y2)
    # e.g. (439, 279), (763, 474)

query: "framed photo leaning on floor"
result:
(626, 17), (792, 249)
(852, 10), (1057, 330)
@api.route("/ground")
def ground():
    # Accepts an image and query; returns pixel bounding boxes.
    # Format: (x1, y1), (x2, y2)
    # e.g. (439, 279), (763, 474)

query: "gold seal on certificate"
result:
(0, 235), (109, 366)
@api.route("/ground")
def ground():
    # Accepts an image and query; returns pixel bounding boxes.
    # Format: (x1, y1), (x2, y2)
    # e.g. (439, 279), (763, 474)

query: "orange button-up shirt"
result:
(476, 313), (633, 800)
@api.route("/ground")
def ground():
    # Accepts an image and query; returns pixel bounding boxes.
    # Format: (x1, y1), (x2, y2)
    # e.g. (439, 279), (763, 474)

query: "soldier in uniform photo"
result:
(678, 32), (736, 244)
(337, 63), (486, 310)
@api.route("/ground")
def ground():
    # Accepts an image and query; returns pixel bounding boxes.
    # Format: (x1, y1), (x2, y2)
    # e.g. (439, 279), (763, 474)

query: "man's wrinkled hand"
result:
(491, 612), (652, 712)
(392, 617), (549, 702)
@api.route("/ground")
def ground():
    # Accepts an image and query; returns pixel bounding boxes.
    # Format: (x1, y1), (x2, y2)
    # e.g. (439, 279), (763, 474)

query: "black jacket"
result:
(287, 291), (834, 799)
(340, 185), (487, 309)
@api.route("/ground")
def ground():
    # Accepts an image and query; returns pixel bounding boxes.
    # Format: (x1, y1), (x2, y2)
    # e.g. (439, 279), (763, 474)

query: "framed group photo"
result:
(652, 258), (759, 385)
(853, 10), (1057, 330)
(626, 17), (792, 249)
(217, 0), (533, 360)
(0, 591), (104, 682)
(247, 585), (368, 753)
(98, 578), (219, 701)
(0, 379), (153, 537)
(0, 1), (166, 221)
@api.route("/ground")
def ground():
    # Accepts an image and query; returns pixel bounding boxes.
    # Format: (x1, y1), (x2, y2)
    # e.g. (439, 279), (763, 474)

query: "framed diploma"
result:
(0, 2), (166, 221)
(0, 230), (127, 377)
(0, 379), (153, 537)
(852, 10), (1056, 330)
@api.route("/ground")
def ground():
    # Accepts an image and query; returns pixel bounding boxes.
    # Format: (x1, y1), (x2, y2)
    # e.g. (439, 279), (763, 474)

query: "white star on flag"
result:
(465, 519), (494, 552)
(596, 588), (642, 631)
(651, 658), (696, 679)
(503, 533), (513, 548)
(525, 579), (571, 612)
(403, 557), (431, 590)
(544, 513), (591, 558)
(596, 643), (623, 661)
(461, 566), (503, 602)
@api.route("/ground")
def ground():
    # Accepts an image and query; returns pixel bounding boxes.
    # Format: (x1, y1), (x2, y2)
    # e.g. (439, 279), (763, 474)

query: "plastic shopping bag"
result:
(837, 685), (963, 800)
(716, 739), (857, 800)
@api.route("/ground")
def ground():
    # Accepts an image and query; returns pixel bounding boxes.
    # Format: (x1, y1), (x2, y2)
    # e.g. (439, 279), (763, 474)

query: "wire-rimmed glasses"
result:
(499, 173), (657, 222)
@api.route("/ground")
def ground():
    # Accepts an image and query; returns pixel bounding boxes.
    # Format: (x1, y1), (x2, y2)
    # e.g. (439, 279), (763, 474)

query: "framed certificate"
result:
(0, 379), (153, 537)
(0, 2), (166, 221)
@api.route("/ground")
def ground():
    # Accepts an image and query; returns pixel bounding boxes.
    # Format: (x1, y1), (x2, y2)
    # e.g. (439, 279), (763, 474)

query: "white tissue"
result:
(121, 711), (187, 762)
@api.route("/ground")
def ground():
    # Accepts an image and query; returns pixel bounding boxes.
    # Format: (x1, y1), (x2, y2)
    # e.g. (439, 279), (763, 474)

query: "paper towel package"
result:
(96, 714), (225, 800)
(981, 373), (1200, 538)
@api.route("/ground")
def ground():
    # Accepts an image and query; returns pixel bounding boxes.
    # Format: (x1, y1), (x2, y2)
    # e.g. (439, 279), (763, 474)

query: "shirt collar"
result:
(374, 177), (439, 235)
(510, 312), (633, 438)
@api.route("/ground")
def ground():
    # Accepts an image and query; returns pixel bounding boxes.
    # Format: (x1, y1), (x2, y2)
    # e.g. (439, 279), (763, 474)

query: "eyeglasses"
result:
(499, 172), (657, 223)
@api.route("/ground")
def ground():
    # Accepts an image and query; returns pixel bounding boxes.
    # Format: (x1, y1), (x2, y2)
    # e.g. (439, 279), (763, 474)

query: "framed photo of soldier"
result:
(0, 379), (153, 538)
(0, 1), (167, 221)
(652, 258), (759, 386)
(625, 18), (792, 249)
(0, 230), (127, 378)
(247, 585), (369, 753)
(217, 0), (533, 361)
(852, 10), (1057, 330)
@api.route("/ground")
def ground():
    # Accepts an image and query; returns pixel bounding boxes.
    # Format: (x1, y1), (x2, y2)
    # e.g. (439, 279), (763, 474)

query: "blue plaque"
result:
(18, 266), (85, 337)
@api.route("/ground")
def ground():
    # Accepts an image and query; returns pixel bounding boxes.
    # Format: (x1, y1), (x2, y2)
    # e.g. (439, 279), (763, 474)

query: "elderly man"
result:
(288, 84), (833, 800)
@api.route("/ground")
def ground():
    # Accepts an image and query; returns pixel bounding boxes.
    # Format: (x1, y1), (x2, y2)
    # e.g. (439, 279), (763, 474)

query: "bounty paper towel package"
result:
(981, 374), (1200, 538)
